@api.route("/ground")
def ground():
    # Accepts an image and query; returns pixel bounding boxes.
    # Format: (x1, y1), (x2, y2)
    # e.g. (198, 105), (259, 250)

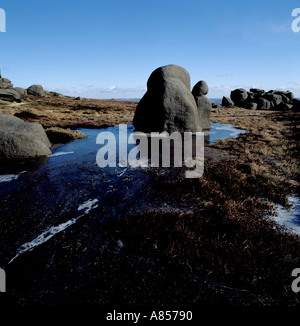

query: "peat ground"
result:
(0, 97), (299, 307)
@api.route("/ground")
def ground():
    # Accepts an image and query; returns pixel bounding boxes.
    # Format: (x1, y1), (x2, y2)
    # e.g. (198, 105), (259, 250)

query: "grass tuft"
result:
(45, 127), (87, 144)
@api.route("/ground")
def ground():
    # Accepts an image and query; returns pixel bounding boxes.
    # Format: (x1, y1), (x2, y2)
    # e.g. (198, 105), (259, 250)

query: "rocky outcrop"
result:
(227, 88), (297, 110)
(0, 89), (21, 103)
(0, 114), (52, 159)
(0, 74), (21, 103)
(27, 84), (47, 97)
(0, 71), (56, 102)
(0, 77), (13, 89)
(133, 65), (211, 133)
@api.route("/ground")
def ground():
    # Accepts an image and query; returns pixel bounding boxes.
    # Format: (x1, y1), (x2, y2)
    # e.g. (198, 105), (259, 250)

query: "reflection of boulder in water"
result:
(0, 156), (50, 175)
(133, 65), (211, 133)
(0, 114), (52, 159)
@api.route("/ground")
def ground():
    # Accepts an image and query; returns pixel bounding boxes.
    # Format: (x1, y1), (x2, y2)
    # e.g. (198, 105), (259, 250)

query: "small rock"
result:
(221, 96), (234, 107)
(192, 80), (209, 96)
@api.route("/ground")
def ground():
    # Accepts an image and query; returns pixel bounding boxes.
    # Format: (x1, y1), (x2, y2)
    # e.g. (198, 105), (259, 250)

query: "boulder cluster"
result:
(0, 71), (62, 103)
(0, 74), (21, 103)
(222, 88), (300, 111)
(133, 65), (211, 133)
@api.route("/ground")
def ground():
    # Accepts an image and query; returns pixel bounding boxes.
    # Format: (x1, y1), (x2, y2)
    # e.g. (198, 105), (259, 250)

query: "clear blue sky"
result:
(0, 0), (300, 98)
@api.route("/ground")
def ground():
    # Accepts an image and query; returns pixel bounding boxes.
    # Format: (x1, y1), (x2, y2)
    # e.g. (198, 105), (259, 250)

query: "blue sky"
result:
(0, 0), (300, 98)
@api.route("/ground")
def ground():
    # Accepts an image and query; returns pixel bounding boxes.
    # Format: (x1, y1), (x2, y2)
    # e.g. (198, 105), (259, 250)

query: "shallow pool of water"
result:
(1, 123), (299, 269)
(0, 123), (247, 180)
(271, 196), (300, 235)
(208, 123), (248, 143)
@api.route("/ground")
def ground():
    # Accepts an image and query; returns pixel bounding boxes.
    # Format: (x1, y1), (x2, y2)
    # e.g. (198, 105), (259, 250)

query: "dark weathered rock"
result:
(250, 88), (265, 94)
(0, 81), (13, 89)
(192, 80), (208, 96)
(134, 78), (200, 133)
(274, 91), (294, 102)
(293, 98), (300, 111)
(246, 92), (256, 102)
(244, 102), (258, 110)
(257, 98), (271, 110)
(227, 88), (296, 111)
(0, 114), (52, 158)
(285, 91), (294, 102)
(230, 88), (248, 106)
(222, 96), (234, 107)
(133, 65), (209, 133)
(14, 87), (27, 95)
(0, 77), (13, 89)
(147, 64), (191, 91)
(0, 89), (21, 102)
(263, 93), (282, 107)
(193, 95), (211, 130)
(276, 102), (293, 111)
(279, 94), (290, 104)
(49, 91), (64, 98)
(27, 84), (47, 97)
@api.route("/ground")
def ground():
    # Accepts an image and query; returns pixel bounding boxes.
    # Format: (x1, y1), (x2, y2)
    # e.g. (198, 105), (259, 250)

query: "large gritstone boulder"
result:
(133, 65), (211, 133)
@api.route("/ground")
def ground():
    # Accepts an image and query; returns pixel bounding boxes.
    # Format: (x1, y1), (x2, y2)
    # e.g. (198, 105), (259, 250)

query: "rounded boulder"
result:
(0, 114), (52, 159)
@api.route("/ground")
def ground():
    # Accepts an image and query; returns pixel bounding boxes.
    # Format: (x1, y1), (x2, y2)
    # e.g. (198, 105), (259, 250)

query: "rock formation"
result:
(27, 84), (47, 97)
(0, 71), (61, 102)
(0, 89), (21, 103)
(133, 64), (211, 133)
(0, 114), (52, 158)
(222, 87), (298, 111)
(0, 74), (21, 103)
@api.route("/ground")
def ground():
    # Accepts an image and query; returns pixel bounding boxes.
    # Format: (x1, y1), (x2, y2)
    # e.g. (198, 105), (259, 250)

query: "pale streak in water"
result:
(8, 199), (99, 264)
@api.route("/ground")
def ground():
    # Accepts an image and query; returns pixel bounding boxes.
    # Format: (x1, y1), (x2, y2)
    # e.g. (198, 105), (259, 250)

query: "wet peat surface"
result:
(0, 124), (278, 307)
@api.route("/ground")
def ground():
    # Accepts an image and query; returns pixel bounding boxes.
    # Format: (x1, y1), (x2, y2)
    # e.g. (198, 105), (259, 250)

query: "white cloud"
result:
(208, 85), (233, 98)
(49, 85), (146, 99)
(215, 73), (232, 77)
(48, 81), (300, 100)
